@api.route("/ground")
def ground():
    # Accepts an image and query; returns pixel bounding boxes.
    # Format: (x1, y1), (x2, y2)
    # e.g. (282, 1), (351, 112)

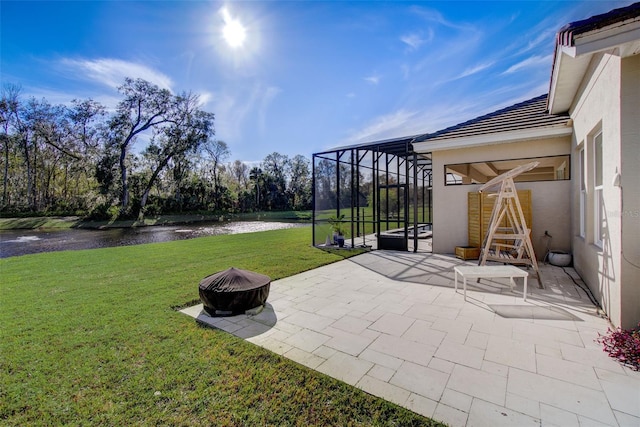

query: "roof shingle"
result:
(557, 2), (640, 46)
(414, 94), (569, 143)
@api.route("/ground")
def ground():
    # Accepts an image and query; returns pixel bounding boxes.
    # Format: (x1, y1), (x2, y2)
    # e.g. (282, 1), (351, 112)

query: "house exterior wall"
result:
(620, 54), (640, 329)
(431, 136), (572, 261)
(569, 51), (640, 329)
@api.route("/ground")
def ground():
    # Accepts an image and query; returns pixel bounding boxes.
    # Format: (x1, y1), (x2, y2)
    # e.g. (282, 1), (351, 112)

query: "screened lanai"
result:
(312, 136), (433, 252)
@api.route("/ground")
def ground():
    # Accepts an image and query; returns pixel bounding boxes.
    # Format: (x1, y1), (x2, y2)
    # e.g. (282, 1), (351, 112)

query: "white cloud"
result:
(364, 74), (381, 85)
(197, 91), (214, 107)
(400, 29), (434, 51)
(207, 92), (250, 143)
(524, 30), (553, 53)
(501, 12), (562, 58)
(409, 7), (449, 28)
(503, 54), (552, 74)
(344, 109), (418, 144)
(410, 21), (484, 75)
(206, 83), (280, 145)
(60, 58), (173, 91)
(18, 84), (123, 111)
(457, 61), (495, 79)
(338, 88), (529, 150)
(341, 103), (475, 148)
(410, 5), (477, 32)
(424, 59), (495, 88)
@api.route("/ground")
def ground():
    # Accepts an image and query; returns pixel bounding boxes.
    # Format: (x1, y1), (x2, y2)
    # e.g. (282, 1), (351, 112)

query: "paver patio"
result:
(181, 251), (640, 426)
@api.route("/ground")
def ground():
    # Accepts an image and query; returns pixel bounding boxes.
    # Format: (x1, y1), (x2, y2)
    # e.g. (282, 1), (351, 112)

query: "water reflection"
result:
(0, 221), (309, 258)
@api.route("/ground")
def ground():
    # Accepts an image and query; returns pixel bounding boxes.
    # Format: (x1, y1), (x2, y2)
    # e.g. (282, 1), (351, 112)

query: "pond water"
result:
(0, 221), (309, 258)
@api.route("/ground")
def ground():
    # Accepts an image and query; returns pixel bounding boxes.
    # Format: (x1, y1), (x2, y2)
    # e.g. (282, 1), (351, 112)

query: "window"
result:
(594, 131), (604, 247)
(445, 155), (571, 186)
(579, 147), (586, 238)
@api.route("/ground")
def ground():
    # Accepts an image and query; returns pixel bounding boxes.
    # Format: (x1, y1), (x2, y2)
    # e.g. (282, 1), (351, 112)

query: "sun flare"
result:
(221, 8), (246, 49)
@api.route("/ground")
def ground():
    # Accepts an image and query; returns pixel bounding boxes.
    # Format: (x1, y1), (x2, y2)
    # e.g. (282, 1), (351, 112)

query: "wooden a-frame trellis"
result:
(478, 162), (542, 286)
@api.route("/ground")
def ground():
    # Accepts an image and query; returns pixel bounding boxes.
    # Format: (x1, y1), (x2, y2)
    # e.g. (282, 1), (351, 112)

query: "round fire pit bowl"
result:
(199, 267), (271, 316)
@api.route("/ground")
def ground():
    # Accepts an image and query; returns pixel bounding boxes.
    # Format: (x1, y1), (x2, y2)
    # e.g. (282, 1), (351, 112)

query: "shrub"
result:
(596, 323), (640, 371)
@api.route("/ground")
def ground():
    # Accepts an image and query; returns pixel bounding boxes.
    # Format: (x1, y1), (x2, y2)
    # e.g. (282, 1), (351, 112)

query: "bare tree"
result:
(200, 139), (229, 209)
(227, 159), (249, 192)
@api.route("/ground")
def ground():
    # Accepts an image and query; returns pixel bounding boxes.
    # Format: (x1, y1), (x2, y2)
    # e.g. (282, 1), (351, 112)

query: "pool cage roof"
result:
(312, 135), (433, 252)
(314, 134), (432, 167)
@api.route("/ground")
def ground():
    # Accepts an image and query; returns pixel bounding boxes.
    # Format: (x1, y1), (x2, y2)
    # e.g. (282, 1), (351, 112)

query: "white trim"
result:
(593, 131), (604, 248)
(573, 21), (640, 57)
(560, 45), (577, 58)
(548, 45), (565, 113)
(595, 188), (604, 248)
(413, 125), (572, 153)
(579, 147), (586, 238)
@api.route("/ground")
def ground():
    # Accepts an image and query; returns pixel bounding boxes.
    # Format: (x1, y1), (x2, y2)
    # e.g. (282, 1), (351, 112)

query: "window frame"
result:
(593, 131), (604, 248)
(444, 154), (571, 186)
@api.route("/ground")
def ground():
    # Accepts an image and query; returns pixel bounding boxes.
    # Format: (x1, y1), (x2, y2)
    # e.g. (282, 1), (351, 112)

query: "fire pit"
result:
(199, 267), (270, 316)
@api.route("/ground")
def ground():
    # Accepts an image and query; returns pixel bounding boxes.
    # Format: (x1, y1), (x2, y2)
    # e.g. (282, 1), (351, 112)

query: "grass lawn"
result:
(1, 227), (442, 426)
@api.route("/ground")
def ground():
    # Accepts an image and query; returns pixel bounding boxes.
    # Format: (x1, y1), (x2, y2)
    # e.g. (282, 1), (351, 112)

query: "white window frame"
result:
(593, 131), (604, 248)
(579, 147), (586, 238)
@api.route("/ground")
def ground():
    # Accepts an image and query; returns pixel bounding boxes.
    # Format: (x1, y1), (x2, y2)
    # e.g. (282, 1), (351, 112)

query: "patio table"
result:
(454, 265), (529, 301)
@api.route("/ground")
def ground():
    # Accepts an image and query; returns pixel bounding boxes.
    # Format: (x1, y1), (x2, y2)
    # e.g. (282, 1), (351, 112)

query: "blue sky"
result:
(1, 1), (631, 163)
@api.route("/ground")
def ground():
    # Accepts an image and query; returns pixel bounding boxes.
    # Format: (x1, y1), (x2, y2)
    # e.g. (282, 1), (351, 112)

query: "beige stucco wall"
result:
(430, 136), (572, 261)
(570, 51), (640, 329)
(620, 54), (640, 329)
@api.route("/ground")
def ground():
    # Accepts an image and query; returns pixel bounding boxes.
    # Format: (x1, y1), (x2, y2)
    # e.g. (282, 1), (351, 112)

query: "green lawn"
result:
(1, 227), (442, 426)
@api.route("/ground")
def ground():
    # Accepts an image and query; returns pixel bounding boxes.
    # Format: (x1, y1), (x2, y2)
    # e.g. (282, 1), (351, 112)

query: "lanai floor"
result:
(182, 251), (640, 426)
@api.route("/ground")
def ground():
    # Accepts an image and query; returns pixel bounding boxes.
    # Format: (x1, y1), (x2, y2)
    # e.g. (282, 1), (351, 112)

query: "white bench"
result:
(454, 265), (529, 301)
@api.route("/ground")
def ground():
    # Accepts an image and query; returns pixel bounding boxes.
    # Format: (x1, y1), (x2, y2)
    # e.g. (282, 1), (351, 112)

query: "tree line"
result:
(0, 78), (312, 220)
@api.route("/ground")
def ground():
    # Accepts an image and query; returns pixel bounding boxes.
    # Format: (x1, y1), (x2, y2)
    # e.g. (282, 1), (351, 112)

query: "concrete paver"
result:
(181, 250), (640, 426)
(448, 364), (507, 406)
(369, 312), (415, 336)
(539, 403), (581, 426)
(467, 399), (540, 426)
(508, 367), (618, 424)
(316, 350), (373, 386)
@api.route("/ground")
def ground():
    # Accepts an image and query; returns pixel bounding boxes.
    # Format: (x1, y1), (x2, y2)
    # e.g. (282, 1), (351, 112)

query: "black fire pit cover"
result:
(199, 267), (270, 316)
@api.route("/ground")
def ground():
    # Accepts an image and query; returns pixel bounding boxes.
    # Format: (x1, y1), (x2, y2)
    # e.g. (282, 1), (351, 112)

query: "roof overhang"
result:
(413, 124), (572, 153)
(548, 13), (640, 114)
